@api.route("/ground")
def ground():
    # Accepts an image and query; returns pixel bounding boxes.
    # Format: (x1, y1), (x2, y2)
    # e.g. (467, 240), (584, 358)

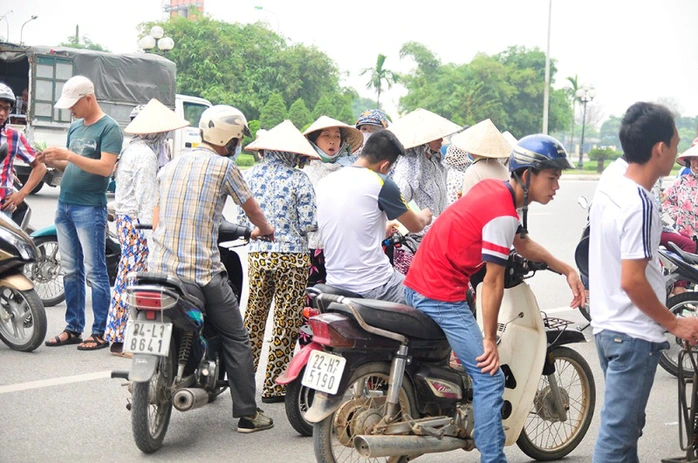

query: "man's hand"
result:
(43, 147), (72, 163)
(476, 338), (500, 375)
(251, 225), (275, 242)
(669, 317), (698, 346)
(564, 269), (586, 309)
(3, 191), (25, 211)
(385, 220), (400, 238)
(419, 208), (433, 226)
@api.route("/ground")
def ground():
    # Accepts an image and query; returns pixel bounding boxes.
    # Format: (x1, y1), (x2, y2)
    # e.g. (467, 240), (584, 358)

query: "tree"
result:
(351, 96), (378, 120)
(259, 93), (287, 129)
(288, 98), (312, 129)
(360, 54), (399, 109)
(59, 35), (110, 52)
(312, 95), (335, 120)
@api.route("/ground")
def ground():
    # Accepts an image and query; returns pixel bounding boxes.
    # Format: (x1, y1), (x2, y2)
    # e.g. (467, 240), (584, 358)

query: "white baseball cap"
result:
(55, 75), (95, 109)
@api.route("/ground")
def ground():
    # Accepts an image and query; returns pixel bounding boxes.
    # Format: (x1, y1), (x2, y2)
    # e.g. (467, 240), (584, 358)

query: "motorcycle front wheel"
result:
(659, 292), (698, 378)
(131, 348), (175, 453)
(24, 236), (65, 307)
(0, 287), (46, 352)
(285, 368), (315, 436)
(313, 362), (415, 463)
(517, 346), (596, 461)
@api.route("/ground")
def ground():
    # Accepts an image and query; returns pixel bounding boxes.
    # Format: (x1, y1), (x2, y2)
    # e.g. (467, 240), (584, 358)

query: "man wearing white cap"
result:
(41, 75), (123, 351)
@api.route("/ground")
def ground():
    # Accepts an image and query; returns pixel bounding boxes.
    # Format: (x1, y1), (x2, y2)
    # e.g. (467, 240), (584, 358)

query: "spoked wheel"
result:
(659, 292), (698, 378)
(131, 349), (175, 453)
(0, 287), (46, 352)
(313, 363), (415, 463)
(285, 369), (315, 436)
(23, 236), (65, 307)
(517, 346), (596, 461)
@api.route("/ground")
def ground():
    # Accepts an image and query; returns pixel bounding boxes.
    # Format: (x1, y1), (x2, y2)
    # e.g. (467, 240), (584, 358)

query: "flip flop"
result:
(77, 335), (109, 351)
(45, 330), (82, 347)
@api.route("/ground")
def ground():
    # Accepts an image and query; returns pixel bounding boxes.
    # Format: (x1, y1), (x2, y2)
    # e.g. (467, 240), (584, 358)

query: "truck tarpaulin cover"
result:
(0, 43), (176, 108)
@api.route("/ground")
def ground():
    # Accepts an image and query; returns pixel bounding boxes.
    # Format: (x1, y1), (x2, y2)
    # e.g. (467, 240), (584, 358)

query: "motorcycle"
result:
(0, 144), (47, 352)
(285, 251), (596, 462)
(111, 221), (249, 454)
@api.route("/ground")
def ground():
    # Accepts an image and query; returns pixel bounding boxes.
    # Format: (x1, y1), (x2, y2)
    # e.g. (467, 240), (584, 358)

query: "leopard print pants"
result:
(244, 251), (310, 398)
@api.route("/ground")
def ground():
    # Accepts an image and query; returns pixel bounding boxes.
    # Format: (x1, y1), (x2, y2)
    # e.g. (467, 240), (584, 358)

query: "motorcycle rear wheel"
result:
(131, 348), (175, 453)
(313, 362), (415, 463)
(659, 292), (698, 378)
(517, 346), (596, 461)
(285, 368), (315, 436)
(24, 236), (65, 307)
(0, 287), (46, 352)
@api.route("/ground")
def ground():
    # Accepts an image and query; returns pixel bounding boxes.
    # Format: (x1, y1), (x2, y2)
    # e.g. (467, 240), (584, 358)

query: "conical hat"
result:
(677, 144), (698, 166)
(246, 120), (320, 159)
(124, 98), (190, 134)
(450, 119), (512, 159)
(303, 116), (363, 153)
(387, 108), (461, 150)
(502, 131), (518, 149)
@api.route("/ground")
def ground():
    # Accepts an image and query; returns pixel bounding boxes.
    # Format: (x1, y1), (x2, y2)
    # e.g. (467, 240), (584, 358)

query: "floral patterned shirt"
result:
(391, 144), (449, 216)
(113, 141), (159, 225)
(237, 153), (317, 253)
(662, 172), (698, 237)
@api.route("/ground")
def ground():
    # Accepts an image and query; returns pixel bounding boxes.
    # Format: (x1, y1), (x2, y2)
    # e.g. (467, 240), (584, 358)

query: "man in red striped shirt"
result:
(404, 134), (584, 463)
(0, 83), (46, 219)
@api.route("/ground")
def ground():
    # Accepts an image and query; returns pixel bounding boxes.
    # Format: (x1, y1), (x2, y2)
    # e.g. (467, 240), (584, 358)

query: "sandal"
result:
(77, 335), (109, 351)
(45, 330), (82, 347)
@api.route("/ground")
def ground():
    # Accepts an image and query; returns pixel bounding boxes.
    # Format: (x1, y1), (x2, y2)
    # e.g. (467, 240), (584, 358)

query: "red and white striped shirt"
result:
(0, 126), (36, 201)
(405, 179), (520, 302)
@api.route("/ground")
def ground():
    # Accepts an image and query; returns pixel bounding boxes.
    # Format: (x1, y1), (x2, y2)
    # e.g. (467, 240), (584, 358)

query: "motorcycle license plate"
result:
(123, 320), (173, 357)
(301, 350), (346, 394)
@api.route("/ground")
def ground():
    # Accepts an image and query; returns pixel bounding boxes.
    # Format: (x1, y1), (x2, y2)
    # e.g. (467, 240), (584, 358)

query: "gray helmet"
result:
(0, 83), (15, 106)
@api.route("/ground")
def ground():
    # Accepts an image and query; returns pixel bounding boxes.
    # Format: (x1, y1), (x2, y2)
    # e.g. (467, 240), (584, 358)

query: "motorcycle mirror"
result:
(577, 196), (589, 210)
(0, 144), (7, 164)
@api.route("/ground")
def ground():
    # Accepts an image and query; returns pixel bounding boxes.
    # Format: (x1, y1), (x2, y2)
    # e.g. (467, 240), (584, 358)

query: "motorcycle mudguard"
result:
(129, 354), (160, 382)
(30, 225), (57, 239)
(0, 273), (34, 291)
(304, 391), (346, 424)
(546, 328), (585, 348)
(476, 282), (547, 446)
(276, 342), (322, 385)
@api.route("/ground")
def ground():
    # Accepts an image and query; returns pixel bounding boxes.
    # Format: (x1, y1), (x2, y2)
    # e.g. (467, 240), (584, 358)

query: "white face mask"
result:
(226, 140), (243, 160)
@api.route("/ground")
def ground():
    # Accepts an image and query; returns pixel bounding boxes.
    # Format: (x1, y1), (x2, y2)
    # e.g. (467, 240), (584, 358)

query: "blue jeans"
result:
(405, 287), (506, 463)
(593, 330), (669, 463)
(55, 202), (110, 337)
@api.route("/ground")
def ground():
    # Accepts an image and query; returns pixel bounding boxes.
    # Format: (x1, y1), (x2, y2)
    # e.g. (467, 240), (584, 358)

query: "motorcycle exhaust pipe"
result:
(173, 388), (209, 412)
(354, 435), (469, 458)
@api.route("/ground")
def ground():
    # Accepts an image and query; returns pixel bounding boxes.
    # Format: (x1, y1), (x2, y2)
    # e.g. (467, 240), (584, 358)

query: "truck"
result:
(0, 42), (211, 193)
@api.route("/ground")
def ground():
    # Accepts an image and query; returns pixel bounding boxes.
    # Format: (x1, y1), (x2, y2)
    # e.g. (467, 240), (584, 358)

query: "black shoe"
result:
(237, 408), (274, 433)
(261, 395), (285, 404)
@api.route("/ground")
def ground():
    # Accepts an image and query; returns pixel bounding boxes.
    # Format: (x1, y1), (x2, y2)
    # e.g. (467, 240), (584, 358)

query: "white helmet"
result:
(199, 105), (250, 147)
(0, 83), (15, 106)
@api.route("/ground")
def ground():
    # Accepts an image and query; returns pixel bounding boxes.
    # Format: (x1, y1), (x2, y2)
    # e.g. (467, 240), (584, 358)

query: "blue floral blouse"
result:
(236, 152), (317, 253)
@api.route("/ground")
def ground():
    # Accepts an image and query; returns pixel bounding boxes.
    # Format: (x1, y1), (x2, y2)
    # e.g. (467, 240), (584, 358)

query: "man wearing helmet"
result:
(0, 83), (46, 219)
(148, 105), (275, 433)
(404, 134), (585, 462)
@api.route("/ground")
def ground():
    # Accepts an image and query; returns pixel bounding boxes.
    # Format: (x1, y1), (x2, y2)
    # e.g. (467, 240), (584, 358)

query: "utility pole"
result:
(75, 25), (79, 45)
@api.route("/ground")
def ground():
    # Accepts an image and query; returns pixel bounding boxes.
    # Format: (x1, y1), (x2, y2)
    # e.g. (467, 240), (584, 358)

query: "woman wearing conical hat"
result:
(302, 116), (363, 285)
(105, 99), (189, 357)
(454, 119), (514, 197)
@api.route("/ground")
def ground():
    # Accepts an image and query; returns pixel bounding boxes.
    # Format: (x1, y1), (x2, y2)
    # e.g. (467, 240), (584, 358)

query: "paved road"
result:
(0, 180), (690, 462)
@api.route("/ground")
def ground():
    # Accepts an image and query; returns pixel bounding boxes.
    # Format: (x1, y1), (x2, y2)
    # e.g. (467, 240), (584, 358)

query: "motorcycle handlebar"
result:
(219, 221), (251, 241)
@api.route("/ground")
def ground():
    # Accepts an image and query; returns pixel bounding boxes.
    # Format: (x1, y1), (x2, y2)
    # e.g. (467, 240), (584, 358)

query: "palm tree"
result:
(565, 75), (580, 152)
(360, 54), (399, 109)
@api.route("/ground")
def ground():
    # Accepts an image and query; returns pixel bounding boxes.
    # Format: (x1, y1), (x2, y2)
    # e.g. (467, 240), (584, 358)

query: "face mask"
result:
(226, 140), (242, 160)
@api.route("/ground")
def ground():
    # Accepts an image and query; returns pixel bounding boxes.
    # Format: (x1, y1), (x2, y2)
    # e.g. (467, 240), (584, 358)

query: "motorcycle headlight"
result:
(0, 227), (35, 260)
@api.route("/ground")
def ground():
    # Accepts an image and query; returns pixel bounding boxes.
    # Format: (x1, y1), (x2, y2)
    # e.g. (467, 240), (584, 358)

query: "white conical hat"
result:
(677, 144), (698, 166)
(450, 119), (512, 159)
(246, 120), (320, 159)
(303, 115), (363, 153)
(124, 98), (190, 134)
(387, 108), (461, 150)
(502, 131), (518, 149)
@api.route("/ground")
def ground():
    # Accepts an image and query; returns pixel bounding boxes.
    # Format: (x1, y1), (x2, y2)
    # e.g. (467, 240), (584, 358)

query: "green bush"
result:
(588, 147), (621, 161)
(235, 153), (256, 167)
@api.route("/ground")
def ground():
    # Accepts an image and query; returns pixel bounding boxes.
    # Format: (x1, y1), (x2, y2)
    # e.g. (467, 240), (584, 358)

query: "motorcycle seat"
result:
(131, 271), (205, 309)
(668, 242), (698, 265)
(333, 298), (446, 341)
(312, 284), (363, 299)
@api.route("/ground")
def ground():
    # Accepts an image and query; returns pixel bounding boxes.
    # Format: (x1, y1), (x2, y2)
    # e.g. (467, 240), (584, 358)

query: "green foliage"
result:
(398, 44), (571, 137)
(59, 35), (110, 52)
(235, 153), (256, 167)
(242, 119), (261, 160)
(599, 116), (622, 149)
(312, 95), (336, 120)
(600, 115), (698, 154)
(351, 96), (379, 120)
(140, 17), (346, 120)
(360, 54), (399, 109)
(259, 93), (287, 129)
(588, 147), (621, 161)
(288, 99), (312, 129)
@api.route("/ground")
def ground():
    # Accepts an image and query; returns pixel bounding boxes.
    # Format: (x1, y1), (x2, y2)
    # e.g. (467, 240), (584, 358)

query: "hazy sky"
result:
(4, 0), (698, 126)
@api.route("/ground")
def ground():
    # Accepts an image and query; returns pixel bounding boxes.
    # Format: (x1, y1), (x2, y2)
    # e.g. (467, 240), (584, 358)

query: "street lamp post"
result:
(138, 26), (175, 53)
(0, 10), (12, 42)
(19, 15), (37, 45)
(575, 84), (596, 169)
